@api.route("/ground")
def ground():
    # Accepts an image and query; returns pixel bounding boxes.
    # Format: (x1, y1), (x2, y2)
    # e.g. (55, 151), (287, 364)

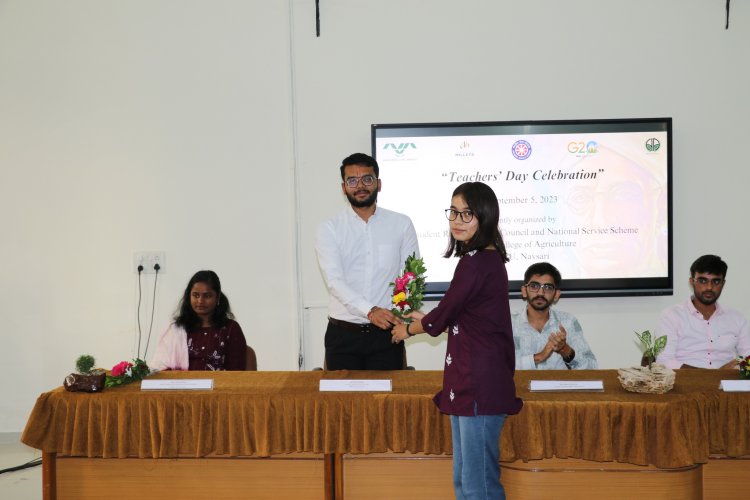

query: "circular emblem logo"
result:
(512, 140), (532, 160)
(645, 138), (661, 152)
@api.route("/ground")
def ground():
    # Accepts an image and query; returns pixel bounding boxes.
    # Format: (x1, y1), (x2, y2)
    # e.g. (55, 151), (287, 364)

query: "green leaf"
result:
(653, 335), (668, 357)
(639, 330), (652, 348)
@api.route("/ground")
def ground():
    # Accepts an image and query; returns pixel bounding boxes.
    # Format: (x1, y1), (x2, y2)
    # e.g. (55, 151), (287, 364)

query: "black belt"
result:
(328, 317), (377, 333)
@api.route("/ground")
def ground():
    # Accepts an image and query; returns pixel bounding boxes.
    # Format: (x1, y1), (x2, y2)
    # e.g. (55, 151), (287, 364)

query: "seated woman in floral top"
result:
(150, 270), (247, 371)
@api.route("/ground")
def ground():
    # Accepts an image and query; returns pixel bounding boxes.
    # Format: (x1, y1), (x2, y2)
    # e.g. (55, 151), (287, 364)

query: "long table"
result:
(22, 369), (749, 499)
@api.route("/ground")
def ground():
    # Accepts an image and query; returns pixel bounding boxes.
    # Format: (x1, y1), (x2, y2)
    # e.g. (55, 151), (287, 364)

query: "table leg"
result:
(42, 451), (56, 500)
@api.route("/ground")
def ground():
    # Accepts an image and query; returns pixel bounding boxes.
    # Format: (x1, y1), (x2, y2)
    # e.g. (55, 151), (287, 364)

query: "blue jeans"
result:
(450, 409), (507, 500)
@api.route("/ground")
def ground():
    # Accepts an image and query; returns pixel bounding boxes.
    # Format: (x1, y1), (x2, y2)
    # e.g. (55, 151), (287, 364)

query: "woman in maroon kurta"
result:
(392, 182), (522, 499)
(150, 270), (247, 371)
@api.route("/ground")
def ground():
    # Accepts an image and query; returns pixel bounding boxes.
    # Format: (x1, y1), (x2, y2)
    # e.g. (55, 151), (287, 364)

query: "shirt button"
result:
(204, 332), (207, 336)
(202, 347), (205, 350)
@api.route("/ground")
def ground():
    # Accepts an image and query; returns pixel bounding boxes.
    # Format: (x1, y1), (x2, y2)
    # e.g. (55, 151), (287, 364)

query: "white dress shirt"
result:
(656, 297), (750, 369)
(315, 205), (419, 324)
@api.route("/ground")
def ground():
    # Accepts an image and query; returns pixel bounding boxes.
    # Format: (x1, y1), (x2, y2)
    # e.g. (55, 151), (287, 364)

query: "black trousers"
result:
(324, 319), (406, 370)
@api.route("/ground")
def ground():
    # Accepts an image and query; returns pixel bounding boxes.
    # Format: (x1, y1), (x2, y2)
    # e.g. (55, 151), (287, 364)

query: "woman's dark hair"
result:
(174, 270), (234, 330)
(443, 182), (509, 262)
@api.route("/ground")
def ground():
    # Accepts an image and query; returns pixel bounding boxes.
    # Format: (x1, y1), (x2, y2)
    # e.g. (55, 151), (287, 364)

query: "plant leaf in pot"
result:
(64, 354), (106, 392)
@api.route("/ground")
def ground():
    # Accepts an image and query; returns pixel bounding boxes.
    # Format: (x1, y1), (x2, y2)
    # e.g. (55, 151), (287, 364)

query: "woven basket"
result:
(617, 363), (675, 394)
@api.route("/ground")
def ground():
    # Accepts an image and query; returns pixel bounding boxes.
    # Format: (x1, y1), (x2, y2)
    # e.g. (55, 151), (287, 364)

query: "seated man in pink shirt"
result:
(656, 255), (750, 369)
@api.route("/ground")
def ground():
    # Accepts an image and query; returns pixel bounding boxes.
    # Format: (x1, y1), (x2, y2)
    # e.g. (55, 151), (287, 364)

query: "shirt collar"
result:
(347, 204), (379, 221)
(687, 296), (724, 316)
(522, 305), (556, 326)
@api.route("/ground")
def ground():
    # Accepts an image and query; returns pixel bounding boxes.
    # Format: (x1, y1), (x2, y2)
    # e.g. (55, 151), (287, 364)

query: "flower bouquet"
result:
(390, 253), (427, 319)
(738, 354), (750, 380)
(105, 358), (150, 388)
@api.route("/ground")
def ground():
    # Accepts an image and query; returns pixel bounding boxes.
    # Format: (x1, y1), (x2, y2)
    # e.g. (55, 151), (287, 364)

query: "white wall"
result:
(294, 0), (750, 371)
(1, 0), (749, 431)
(0, 1), (298, 431)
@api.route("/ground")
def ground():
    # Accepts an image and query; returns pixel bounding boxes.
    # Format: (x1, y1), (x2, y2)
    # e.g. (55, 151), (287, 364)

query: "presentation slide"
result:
(374, 121), (670, 296)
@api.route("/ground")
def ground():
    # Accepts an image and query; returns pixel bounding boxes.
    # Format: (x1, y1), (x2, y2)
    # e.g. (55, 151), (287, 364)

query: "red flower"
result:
(111, 361), (133, 377)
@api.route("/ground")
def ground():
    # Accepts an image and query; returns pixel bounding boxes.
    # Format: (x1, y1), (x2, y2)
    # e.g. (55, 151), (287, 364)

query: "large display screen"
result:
(372, 118), (672, 298)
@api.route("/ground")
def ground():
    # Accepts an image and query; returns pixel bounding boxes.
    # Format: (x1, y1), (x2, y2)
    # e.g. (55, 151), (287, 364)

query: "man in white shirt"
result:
(511, 262), (598, 370)
(315, 153), (419, 370)
(656, 255), (750, 369)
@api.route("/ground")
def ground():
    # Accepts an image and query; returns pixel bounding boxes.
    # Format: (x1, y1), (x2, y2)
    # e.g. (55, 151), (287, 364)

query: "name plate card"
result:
(529, 380), (604, 392)
(141, 379), (214, 391)
(319, 379), (392, 392)
(719, 380), (750, 392)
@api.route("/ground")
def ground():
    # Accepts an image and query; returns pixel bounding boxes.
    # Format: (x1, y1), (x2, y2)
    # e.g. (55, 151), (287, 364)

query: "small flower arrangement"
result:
(390, 253), (427, 319)
(105, 358), (150, 387)
(738, 354), (750, 380)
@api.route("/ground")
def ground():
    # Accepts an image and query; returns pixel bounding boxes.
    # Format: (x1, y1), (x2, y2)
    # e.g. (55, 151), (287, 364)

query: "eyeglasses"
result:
(524, 281), (556, 293)
(344, 175), (376, 188)
(445, 209), (474, 223)
(692, 277), (725, 286)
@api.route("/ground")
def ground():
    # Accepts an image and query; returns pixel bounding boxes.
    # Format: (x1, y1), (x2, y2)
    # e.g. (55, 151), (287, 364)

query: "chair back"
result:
(245, 345), (258, 371)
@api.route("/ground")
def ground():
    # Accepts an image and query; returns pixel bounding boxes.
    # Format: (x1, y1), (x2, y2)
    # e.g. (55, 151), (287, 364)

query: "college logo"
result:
(455, 141), (474, 158)
(568, 141), (598, 155)
(645, 138), (661, 152)
(511, 140), (532, 160)
(383, 142), (417, 157)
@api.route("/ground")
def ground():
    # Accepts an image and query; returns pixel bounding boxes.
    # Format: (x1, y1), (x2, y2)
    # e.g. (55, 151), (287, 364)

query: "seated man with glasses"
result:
(656, 254), (750, 369)
(511, 262), (598, 369)
(315, 153), (419, 370)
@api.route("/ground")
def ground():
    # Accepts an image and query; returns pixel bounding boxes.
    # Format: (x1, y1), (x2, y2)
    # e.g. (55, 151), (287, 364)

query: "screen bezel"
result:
(371, 117), (673, 299)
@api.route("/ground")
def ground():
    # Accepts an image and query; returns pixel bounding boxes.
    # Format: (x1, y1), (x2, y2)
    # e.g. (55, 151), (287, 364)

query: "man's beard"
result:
(694, 291), (720, 306)
(528, 296), (552, 312)
(347, 189), (378, 208)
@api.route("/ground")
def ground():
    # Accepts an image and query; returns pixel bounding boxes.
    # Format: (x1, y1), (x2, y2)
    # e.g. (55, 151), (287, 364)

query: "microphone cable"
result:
(0, 457), (42, 475)
(136, 265), (144, 358)
(143, 263), (160, 359)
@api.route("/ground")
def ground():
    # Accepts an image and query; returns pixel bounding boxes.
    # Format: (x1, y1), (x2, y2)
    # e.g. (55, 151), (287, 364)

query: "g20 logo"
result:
(568, 141), (598, 154)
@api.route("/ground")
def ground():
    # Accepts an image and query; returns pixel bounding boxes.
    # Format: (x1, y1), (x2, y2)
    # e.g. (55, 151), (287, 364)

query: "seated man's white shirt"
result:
(315, 205), (419, 324)
(656, 298), (750, 369)
(511, 308), (598, 370)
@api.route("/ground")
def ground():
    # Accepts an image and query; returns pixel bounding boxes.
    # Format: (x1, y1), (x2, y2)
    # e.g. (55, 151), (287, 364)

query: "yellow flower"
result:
(392, 292), (407, 304)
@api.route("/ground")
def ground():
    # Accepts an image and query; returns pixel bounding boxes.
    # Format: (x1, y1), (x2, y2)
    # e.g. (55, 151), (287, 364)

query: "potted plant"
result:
(636, 330), (667, 368)
(63, 354), (106, 392)
(618, 330), (675, 394)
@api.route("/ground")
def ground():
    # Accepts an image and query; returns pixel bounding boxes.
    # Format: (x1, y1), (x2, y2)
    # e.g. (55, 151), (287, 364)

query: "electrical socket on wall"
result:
(134, 251), (166, 274)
